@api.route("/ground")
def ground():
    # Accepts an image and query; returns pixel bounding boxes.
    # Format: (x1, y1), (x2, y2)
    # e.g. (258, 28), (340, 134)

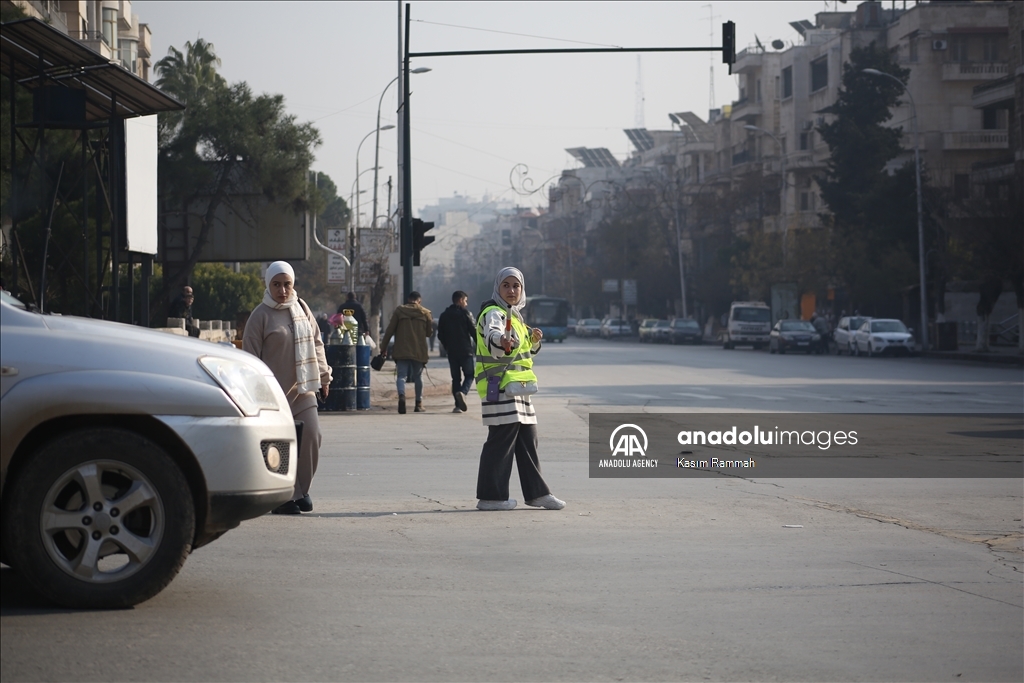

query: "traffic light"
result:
(722, 21), (736, 74)
(412, 218), (435, 266)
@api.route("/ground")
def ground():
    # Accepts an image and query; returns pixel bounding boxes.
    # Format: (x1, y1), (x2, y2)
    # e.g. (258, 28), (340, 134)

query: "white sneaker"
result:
(526, 494), (566, 510)
(476, 499), (517, 511)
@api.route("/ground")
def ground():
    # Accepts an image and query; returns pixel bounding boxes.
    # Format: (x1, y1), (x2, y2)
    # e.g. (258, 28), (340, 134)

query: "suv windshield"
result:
(733, 307), (771, 322)
(780, 321), (815, 332)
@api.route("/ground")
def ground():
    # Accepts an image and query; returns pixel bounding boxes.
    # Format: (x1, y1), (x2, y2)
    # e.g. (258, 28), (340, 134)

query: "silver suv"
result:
(0, 291), (296, 608)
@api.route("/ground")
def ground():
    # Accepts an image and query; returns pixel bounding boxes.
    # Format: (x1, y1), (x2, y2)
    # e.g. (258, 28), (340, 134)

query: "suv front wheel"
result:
(2, 428), (196, 609)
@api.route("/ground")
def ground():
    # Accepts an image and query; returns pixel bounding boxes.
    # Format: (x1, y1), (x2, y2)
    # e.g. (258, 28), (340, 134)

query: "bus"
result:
(524, 296), (570, 342)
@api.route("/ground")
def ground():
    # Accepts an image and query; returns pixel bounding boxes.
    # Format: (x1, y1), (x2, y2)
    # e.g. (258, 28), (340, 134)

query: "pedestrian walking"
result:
(380, 290), (432, 414)
(474, 267), (565, 512)
(437, 290), (476, 413)
(337, 292), (369, 340)
(243, 261), (332, 514)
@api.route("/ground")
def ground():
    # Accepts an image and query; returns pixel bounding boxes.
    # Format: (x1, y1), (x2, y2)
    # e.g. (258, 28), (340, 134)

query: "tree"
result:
(818, 43), (920, 316)
(154, 41), (321, 313)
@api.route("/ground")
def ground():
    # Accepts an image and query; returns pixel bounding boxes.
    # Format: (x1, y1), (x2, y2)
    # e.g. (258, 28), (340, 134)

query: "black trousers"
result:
(476, 422), (550, 501)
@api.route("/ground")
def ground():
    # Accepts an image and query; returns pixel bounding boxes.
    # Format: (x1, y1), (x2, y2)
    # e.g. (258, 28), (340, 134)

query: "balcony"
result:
(942, 62), (1008, 81)
(943, 130), (1008, 151)
(730, 97), (762, 122)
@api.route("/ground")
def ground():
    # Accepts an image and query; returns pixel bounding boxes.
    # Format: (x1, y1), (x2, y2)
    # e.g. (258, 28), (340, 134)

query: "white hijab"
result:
(491, 266), (526, 322)
(262, 261), (320, 394)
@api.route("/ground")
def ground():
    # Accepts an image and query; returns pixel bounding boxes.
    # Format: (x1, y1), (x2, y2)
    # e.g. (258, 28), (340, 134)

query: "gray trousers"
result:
(293, 404), (321, 500)
(476, 422), (550, 502)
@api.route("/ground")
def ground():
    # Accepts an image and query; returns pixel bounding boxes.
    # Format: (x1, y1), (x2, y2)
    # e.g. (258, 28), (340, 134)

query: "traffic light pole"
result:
(399, 3), (734, 299)
(401, 3), (414, 300)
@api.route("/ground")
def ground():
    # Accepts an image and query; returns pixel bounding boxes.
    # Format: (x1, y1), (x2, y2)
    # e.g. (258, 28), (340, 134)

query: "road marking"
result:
(735, 393), (787, 401)
(623, 393), (664, 399)
(673, 392), (724, 400)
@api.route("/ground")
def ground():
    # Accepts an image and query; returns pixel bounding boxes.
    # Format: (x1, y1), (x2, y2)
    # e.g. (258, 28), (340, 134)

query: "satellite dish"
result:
(668, 113), (681, 125)
(771, 39), (785, 50)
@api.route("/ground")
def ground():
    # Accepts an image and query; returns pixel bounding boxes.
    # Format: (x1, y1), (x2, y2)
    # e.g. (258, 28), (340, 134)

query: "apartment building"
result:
(3, 0), (153, 80)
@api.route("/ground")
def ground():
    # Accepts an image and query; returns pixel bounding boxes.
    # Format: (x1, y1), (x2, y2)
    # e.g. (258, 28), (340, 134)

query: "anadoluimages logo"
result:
(610, 424), (648, 456)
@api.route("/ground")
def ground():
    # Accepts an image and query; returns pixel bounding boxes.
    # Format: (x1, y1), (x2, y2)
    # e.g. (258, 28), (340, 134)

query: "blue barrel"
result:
(356, 341), (371, 410)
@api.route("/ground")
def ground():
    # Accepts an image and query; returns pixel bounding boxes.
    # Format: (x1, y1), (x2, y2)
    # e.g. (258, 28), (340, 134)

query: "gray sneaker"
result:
(476, 499), (517, 511)
(526, 494), (566, 510)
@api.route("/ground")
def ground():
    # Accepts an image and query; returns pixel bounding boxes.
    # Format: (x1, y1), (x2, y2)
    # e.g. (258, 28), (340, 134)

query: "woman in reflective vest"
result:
(473, 266), (565, 511)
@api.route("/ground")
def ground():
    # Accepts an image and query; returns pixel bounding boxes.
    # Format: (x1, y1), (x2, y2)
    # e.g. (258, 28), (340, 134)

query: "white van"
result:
(723, 301), (772, 349)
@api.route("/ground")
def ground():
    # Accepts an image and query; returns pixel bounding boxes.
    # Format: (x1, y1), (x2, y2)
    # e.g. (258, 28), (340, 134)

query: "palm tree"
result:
(154, 39), (226, 144)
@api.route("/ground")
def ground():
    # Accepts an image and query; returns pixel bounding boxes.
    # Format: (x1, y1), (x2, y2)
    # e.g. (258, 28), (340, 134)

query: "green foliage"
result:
(153, 39), (321, 310)
(189, 263), (263, 321)
(817, 42), (920, 313)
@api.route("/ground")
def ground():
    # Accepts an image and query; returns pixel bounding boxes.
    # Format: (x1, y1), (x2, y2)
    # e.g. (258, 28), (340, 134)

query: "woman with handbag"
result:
(474, 266), (565, 511)
(243, 261), (332, 515)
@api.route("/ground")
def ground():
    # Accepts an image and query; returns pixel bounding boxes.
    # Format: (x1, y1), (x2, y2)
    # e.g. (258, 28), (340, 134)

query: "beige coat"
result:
(243, 301), (332, 414)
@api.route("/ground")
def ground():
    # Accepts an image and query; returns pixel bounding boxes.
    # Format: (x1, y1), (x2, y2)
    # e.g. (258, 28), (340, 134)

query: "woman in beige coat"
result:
(243, 261), (331, 514)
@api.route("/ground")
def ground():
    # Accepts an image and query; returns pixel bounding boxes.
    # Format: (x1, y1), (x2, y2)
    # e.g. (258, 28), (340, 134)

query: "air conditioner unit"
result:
(932, 39), (948, 51)
(801, 121), (814, 130)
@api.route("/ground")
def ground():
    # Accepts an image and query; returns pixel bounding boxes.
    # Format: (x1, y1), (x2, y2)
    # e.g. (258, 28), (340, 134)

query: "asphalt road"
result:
(2, 337), (1021, 682)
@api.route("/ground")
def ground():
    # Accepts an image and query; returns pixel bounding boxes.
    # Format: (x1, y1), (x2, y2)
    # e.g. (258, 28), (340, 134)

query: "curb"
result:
(923, 350), (1023, 366)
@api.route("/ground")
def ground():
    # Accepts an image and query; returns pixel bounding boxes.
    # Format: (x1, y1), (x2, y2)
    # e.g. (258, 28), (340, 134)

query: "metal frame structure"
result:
(1, 18), (182, 324)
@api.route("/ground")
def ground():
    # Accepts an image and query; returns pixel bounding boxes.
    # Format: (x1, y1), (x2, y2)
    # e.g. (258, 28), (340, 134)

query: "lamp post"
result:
(863, 68), (928, 351)
(744, 124), (788, 266)
(372, 68), (430, 231)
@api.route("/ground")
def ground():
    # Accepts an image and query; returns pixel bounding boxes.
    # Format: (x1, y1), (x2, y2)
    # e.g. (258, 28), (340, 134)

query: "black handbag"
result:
(370, 354), (385, 371)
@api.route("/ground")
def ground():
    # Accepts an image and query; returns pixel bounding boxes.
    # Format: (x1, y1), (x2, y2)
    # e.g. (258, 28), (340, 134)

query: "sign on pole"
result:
(623, 279), (637, 306)
(327, 229), (346, 284)
(602, 279), (619, 293)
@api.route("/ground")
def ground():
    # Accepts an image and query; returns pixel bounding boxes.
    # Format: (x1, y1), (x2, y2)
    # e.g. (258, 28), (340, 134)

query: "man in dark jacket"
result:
(436, 290), (476, 413)
(337, 292), (369, 341)
(169, 285), (200, 337)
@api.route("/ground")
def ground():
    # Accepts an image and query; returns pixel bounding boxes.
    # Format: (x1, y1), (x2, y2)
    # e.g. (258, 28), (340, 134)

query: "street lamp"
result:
(744, 124), (788, 265)
(862, 68), (928, 351)
(373, 68), (430, 231)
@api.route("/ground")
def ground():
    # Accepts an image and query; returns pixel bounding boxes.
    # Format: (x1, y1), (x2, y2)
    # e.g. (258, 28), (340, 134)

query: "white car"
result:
(852, 318), (916, 357)
(575, 318), (602, 338)
(0, 291), (297, 608)
(833, 315), (871, 355)
(600, 318), (632, 338)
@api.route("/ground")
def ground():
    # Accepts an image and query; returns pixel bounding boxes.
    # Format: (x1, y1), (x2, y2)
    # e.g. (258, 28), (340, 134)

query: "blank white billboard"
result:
(124, 114), (158, 254)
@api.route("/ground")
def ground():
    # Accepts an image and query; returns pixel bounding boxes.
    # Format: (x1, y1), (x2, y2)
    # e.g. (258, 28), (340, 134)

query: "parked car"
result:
(638, 319), (661, 343)
(600, 318), (632, 339)
(852, 318), (915, 357)
(768, 320), (825, 354)
(833, 315), (871, 355)
(0, 291), (297, 608)
(575, 318), (602, 338)
(651, 319), (673, 343)
(566, 317), (577, 335)
(669, 318), (703, 345)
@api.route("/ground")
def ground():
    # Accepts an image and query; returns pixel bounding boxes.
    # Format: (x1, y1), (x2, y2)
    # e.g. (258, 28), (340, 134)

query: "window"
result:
(782, 66), (793, 99)
(800, 192), (815, 212)
(949, 34), (968, 63)
(982, 35), (1004, 62)
(799, 132), (809, 151)
(102, 8), (117, 49)
(810, 57), (828, 92)
(908, 35), (918, 62)
(501, 230), (511, 246)
(756, 78), (762, 103)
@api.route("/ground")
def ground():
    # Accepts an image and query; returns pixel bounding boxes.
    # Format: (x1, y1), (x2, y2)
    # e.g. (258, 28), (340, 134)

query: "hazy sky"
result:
(136, 1), (840, 217)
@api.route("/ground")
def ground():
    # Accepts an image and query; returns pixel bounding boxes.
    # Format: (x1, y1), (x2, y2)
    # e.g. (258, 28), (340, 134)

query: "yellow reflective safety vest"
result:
(475, 302), (537, 400)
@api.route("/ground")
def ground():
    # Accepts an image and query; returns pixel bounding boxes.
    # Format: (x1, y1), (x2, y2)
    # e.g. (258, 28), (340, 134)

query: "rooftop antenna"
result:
(703, 3), (720, 111)
(634, 55), (646, 128)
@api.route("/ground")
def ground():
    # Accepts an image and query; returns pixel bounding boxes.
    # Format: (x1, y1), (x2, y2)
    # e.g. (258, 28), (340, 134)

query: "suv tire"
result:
(2, 428), (195, 609)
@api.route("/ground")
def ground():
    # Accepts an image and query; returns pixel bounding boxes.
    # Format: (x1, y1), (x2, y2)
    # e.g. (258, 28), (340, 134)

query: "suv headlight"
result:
(199, 356), (280, 416)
